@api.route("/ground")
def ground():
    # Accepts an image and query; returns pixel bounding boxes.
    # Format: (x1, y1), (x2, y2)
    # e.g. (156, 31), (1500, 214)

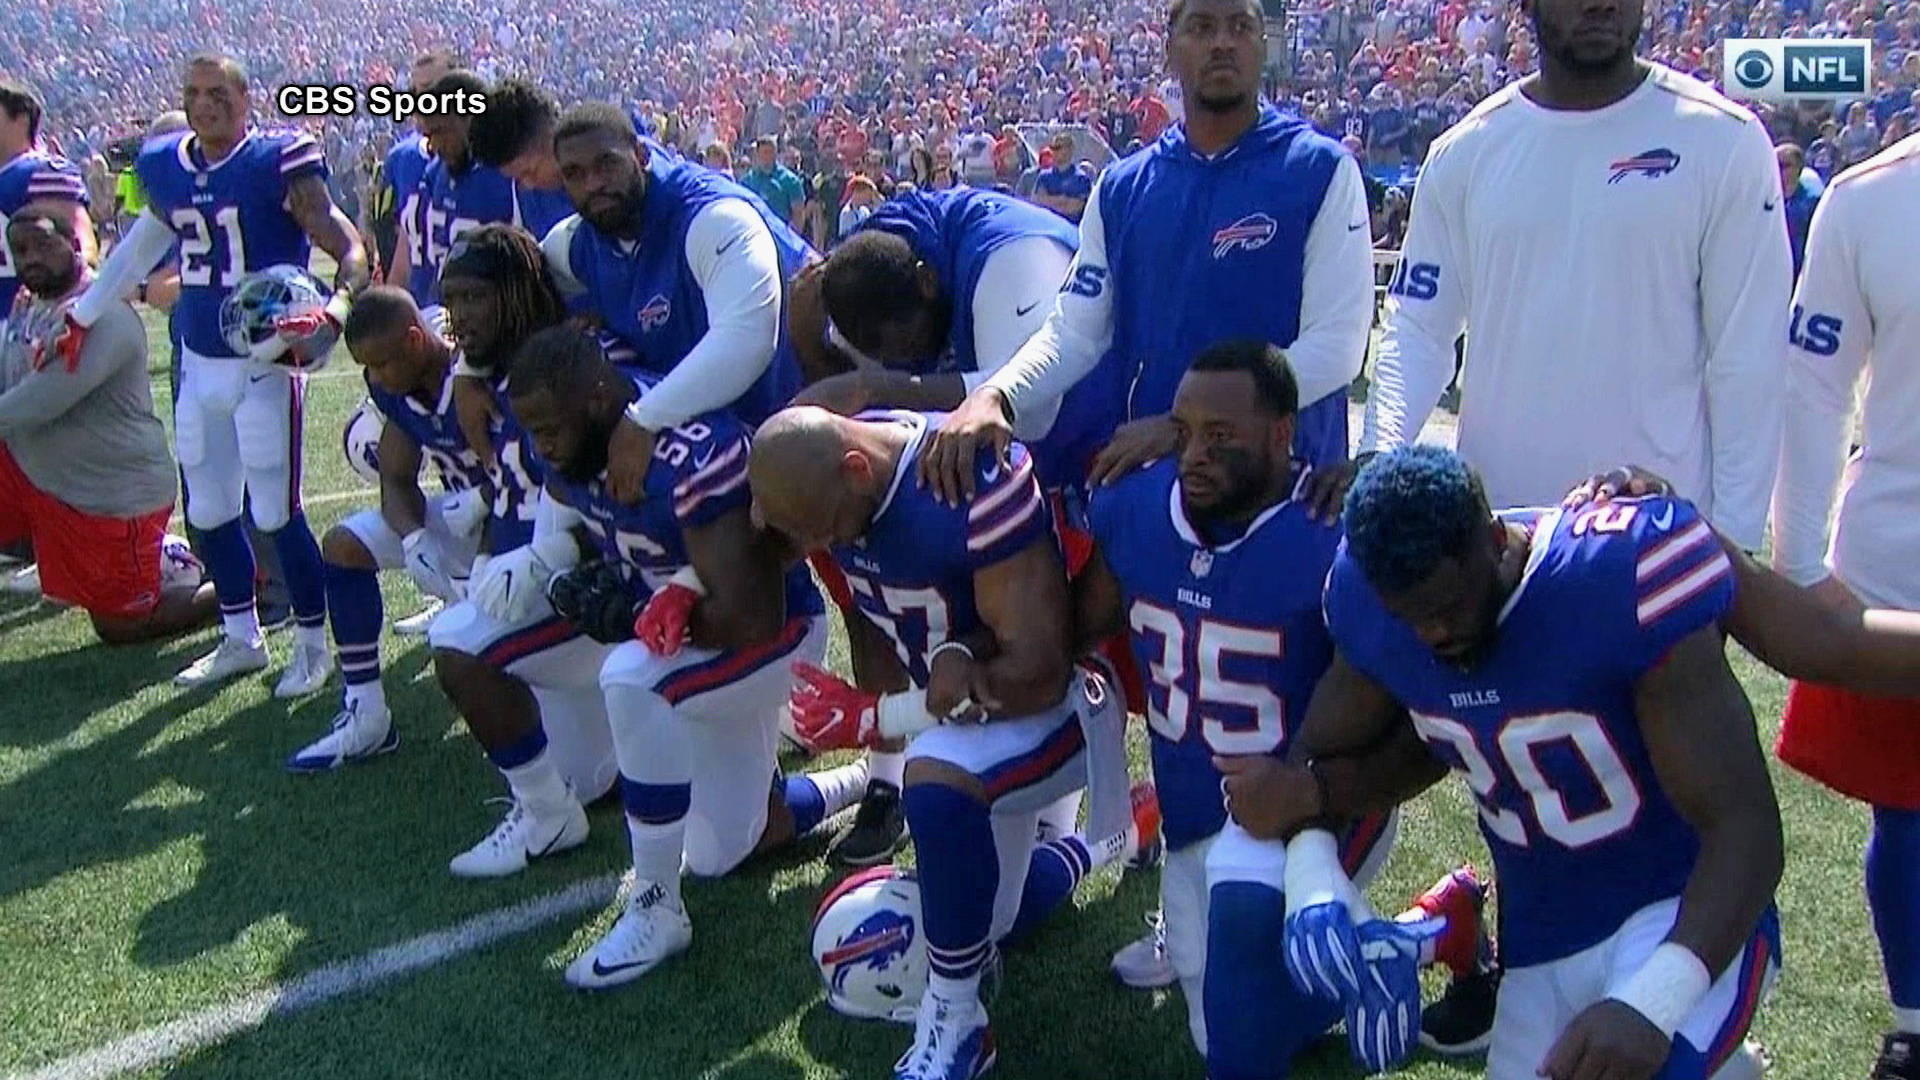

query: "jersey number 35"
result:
(1130, 602), (1284, 755)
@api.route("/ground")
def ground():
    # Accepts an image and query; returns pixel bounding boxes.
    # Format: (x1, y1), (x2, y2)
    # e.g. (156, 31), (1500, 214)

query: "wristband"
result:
(665, 564), (707, 596)
(876, 689), (937, 742)
(1607, 942), (1711, 1039)
(927, 640), (975, 667)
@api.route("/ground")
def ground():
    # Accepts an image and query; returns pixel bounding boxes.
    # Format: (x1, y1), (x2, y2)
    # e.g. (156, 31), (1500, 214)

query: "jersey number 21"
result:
(171, 206), (246, 287)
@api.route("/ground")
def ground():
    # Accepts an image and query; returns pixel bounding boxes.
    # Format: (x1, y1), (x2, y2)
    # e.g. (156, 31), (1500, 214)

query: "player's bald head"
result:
(343, 286), (422, 348)
(749, 407), (865, 549)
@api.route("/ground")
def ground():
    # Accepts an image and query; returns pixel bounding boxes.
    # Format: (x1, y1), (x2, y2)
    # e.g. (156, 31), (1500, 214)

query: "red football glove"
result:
(788, 662), (882, 752)
(34, 312), (88, 373)
(273, 306), (343, 367)
(634, 582), (701, 656)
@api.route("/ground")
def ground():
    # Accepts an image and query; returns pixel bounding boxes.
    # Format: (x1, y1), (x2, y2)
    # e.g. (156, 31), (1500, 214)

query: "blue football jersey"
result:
(554, 141), (817, 426)
(413, 159), (530, 304)
(828, 411), (1055, 688)
(855, 188), (1124, 492)
(137, 129), (326, 358)
(365, 368), (492, 494)
(539, 371), (821, 616)
(1094, 105), (1349, 467)
(1089, 460), (1339, 849)
(385, 134), (433, 305)
(485, 406), (542, 556)
(0, 150), (90, 316)
(1324, 497), (1738, 966)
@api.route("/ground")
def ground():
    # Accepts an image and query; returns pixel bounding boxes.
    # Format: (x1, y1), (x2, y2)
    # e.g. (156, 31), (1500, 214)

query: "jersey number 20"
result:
(1413, 709), (1642, 850)
(171, 206), (247, 288)
(1130, 602), (1284, 754)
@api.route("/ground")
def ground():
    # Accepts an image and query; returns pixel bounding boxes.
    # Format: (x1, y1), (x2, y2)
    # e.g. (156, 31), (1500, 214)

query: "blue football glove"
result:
(1343, 916), (1446, 1075)
(1282, 829), (1373, 1002)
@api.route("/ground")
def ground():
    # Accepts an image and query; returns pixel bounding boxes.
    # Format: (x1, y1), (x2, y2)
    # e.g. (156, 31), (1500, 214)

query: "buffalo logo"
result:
(1607, 148), (1681, 183)
(1210, 213), (1278, 259)
(821, 911), (917, 997)
(638, 294), (672, 331)
(1190, 549), (1214, 579)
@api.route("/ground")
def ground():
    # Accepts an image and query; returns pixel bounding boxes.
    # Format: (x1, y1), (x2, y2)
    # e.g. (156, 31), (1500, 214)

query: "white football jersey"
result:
(1362, 63), (1792, 550)
(1770, 133), (1920, 609)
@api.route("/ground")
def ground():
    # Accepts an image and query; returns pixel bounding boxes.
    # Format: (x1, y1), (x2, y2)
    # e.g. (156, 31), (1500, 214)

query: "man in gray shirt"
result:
(0, 205), (213, 642)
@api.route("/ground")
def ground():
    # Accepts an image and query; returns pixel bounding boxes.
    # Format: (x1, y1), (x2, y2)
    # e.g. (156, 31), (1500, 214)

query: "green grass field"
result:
(0, 310), (1888, 1080)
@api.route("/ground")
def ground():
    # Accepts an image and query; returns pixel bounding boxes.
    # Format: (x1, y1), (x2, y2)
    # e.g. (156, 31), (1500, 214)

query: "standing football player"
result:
(750, 406), (1147, 1080)
(381, 48), (458, 302)
(922, 0), (1373, 501)
(1242, 447), (1783, 1080)
(48, 53), (369, 694)
(0, 82), (95, 327)
(502, 327), (868, 987)
(1072, 342), (1485, 1076)
(1357, 0), (1791, 552)
(286, 287), (491, 772)
(1770, 130), (1920, 1079)
(426, 225), (617, 876)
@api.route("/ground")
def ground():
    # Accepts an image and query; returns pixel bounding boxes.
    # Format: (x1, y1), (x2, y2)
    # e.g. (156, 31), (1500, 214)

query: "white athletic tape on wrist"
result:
(324, 291), (353, 326)
(1283, 829), (1361, 913)
(1608, 942), (1711, 1039)
(876, 689), (936, 742)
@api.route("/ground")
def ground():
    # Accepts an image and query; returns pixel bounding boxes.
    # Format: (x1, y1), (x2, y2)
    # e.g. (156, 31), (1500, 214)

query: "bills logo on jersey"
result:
(638, 294), (672, 331)
(1607, 148), (1681, 183)
(1189, 549), (1214, 579)
(1211, 213), (1278, 259)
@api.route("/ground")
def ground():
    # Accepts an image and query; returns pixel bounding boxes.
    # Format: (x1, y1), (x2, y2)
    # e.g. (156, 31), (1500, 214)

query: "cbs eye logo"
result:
(1733, 49), (1776, 89)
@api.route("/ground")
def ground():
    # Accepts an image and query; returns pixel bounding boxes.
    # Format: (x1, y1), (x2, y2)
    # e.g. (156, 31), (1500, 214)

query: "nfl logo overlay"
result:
(1724, 39), (1871, 101)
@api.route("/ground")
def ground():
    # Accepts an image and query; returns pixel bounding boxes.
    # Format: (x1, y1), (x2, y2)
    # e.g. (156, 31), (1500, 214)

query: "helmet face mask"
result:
(810, 866), (928, 1023)
(219, 264), (333, 370)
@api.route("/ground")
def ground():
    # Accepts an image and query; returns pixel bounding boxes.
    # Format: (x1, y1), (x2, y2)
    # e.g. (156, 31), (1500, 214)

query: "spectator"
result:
(1031, 130), (1093, 221)
(838, 174), (881, 238)
(740, 136), (805, 226)
(1839, 101), (1881, 167)
(702, 142), (734, 177)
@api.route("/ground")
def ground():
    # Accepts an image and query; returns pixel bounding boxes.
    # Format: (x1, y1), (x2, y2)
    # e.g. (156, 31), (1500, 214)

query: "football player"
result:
(423, 224), (616, 875)
(501, 327), (868, 988)
(1071, 341), (1484, 1076)
(286, 287), (492, 772)
(411, 70), (573, 307)
(1242, 447), (1783, 1080)
(0, 82), (95, 327)
(381, 48), (458, 303)
(50, 53), (369, 695)
(748, 406), (1148, 1080)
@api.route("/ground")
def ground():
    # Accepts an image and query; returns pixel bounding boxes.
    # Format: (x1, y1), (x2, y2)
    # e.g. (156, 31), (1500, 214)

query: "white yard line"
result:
(163, 486), (376, 529)
(9, 872), (626, 1080)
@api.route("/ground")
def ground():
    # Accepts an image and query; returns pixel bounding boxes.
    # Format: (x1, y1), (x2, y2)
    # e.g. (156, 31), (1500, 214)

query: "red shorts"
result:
(1778, 680), (1920, 810)
(0, 443), (170, 617)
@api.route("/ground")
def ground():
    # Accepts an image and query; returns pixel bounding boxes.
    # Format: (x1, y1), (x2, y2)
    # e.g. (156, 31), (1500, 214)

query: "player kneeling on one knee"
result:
(0, 205), (216, 645)
(749, 406), (1152, 1080)
(498, 327), (870, 989)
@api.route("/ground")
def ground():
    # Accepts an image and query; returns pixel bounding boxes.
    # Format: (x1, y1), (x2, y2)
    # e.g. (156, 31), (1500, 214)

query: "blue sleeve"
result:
(30, 159), (89, 206)
(1581, 498), (1735, 678)
(963, 441), (1051, 570)
(1086, 482), (1126, 550)
(273, 131), (329, 192)
(1321, 548), (1392, 683)
(664, 415), (751, 530)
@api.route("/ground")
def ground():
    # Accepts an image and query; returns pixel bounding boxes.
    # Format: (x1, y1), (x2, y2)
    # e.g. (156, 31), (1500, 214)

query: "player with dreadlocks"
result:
(423, 222), (622, 877)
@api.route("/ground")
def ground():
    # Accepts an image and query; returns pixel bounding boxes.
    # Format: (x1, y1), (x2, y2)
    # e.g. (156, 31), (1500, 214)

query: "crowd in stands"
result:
(6, 0), (1920, 250)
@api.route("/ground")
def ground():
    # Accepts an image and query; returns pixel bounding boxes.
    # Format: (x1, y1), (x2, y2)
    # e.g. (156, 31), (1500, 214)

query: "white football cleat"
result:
(449, 797), (588, 878)
(273, 643), (334, 699)
(895, 992), (996, 1080)
(286, 702), (397, 773)
(563, 880), (693, 990)
(174, 637), (271, 689)
(392, 599), (443, 637)
(1110, 911), (1177, 990)
(4, 563), (42, 595)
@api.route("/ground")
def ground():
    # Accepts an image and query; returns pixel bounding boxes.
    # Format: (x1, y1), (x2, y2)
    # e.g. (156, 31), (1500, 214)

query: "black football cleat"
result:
(1875, 1032), (1920, 1080)
(1419, 963), (1501, 1057)
(828, 779), (908, 867)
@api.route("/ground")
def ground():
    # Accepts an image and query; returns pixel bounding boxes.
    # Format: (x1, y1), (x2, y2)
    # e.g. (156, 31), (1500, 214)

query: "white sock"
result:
(344, 680), (387, 719)
(295, 624), (328, 652)
(1895, 1005), (1920, 1035)
(927, 971), (982, 1010)
(868, 748), (906, 789)
(627, 817), (686, 907)
(222, 608), (262, 646)
(502, 748), (573, 821)
(808, 761), (871, 821)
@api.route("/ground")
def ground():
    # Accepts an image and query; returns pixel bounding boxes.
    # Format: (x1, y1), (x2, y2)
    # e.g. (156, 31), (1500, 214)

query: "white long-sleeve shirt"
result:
(1770, 134), (1920, 608)
(1361, 64), (1792, 550)
(983, 153), (1374, 428)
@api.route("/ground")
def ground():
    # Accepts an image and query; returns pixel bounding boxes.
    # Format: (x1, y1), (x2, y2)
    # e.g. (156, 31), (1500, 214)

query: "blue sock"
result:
(325, 562), (384, 709)
(782, 774), (828, 835)
(486, 726), (549, 772)
(1869, 807), (1920, 1022)
(902, 783), (999, 984)
(270, 511), (327, 630)
(1206, 881), (1340, 1080)
(1003, 835), (1094, 944)
(199, 518), (257, 612)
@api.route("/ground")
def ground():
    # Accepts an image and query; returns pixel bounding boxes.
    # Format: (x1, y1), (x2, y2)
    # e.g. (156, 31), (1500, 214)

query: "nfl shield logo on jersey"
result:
(638, 294), (672, 331)
(1189, 549), (1214, 579)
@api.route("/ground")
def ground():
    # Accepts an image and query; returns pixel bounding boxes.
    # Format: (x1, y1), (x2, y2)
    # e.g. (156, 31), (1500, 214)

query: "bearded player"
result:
(1240, 447), (1782, 1080)
(502, 327), (868, 988)
(1072, 342), (1486, 1077)
(49, 53), (369, 695)
(748, 406), (1152, 1080)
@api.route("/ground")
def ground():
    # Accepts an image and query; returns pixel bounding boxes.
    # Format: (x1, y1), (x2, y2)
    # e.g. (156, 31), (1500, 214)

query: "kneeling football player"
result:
(747, 406), (1154, 1080)
(504, 327), (871, 987)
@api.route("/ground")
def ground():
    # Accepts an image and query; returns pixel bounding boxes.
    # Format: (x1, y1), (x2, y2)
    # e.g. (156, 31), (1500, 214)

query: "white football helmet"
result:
(343, 400), (384, 484)
(811, 866), (926, 1023)
(159, 534), (204, 591)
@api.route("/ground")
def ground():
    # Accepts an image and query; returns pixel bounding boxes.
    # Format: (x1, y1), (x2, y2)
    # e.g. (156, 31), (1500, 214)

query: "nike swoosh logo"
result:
(715, 235), (741, 257)
(1016, 301), (1041, 317)
(528, 826), (568, 859)
(249, 372), (272, 383)
(1651, 505), (1675, 531)
(1348, 221), (1367, 231)
(591, 956), (654, 977)
(1763, 200), (1779, 212)
(691, 444), (717, 469)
